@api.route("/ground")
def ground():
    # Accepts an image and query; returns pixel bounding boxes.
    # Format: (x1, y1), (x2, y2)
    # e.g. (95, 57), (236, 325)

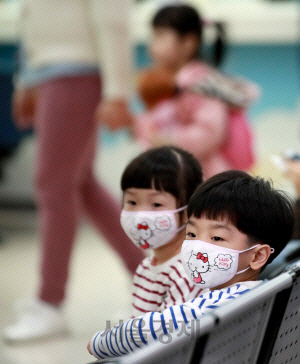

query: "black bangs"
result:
(121, 148), (180, 196)
(187, 180), (239, 227)
(187, 170), (273, 235)
(121, 146), (203, 207)
(187, 170), (295, 265)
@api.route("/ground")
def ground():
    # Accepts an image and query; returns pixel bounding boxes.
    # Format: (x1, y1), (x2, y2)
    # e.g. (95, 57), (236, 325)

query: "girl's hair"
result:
(152, 4), (226, 66)
(121, 146), (203, 208)
(152, 4), (203, 39)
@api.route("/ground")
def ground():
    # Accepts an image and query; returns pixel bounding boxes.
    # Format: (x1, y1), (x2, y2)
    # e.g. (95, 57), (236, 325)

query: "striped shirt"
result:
(132, 254), (204, 317)
(90, 281), (261, 359)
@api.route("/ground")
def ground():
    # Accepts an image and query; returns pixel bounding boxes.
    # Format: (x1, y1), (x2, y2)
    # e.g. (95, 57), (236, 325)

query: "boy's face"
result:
(150, 27), (197, 70)
(185, 216), (254, 274)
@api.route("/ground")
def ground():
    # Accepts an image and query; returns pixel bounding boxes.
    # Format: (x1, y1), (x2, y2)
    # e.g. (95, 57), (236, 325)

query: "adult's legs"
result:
(35, 75), (143, 306)
(35, 75), (101, 305)
(3, 75), (101, 342)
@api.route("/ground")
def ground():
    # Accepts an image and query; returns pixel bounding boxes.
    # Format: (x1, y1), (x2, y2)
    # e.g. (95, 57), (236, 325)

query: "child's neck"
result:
(152, 231), (185, 266)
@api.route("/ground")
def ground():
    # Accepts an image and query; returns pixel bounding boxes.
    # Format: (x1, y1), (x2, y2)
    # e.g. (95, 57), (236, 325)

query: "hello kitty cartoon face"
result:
(187, 251), (211, 284)
(131, 220), (155, 249)
(120, 207), (181, 250)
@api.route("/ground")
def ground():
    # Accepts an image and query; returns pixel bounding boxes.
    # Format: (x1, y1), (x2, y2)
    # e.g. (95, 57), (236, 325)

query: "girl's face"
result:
(123, 188), (177, 212)
(150, 27), (198, 70)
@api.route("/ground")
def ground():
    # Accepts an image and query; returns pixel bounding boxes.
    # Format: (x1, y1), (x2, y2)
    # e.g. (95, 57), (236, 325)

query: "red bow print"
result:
(197, 252), (208, 263)
(138, 224), (149, 230)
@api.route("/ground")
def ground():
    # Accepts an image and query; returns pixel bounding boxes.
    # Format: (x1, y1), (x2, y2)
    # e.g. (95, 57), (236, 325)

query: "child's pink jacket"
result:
(134, 61), (258, 179)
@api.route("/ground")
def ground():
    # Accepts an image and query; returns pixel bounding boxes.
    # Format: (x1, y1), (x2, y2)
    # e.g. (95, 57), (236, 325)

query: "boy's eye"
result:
(153, 203), (162, 208)
(186, 232), (196, 238)
(212, 236), (223, 241)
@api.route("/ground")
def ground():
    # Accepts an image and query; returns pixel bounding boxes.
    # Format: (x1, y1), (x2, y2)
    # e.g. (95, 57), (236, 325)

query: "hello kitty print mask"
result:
(181, 240), (268, 289)
(120, 206), (186, 250)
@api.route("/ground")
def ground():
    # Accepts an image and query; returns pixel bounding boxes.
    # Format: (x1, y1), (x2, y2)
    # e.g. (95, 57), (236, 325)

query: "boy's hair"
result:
(152, 5), (203, 39)
(187, 170), (295, 265)
(121, 146), (203, 209)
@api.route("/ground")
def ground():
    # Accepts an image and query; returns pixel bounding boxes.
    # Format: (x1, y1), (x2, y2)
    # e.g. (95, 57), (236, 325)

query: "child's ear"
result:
(249, 244), (272, 271)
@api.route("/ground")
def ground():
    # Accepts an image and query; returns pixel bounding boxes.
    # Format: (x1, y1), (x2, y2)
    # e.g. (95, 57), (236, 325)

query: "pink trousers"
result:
(34, 75), (143, 305)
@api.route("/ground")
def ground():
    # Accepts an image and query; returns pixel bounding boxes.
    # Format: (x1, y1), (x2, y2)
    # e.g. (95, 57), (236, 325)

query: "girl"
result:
(137, 4), (259, 179)
(116, 4), (258, 179)
(120, 146), (204, 317)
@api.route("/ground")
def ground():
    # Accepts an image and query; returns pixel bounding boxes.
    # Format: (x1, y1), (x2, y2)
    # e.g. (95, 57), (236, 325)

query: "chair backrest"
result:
(256, 262), (300, 364)
(89, 261), (300, 364)
(191, 270), (295, 364)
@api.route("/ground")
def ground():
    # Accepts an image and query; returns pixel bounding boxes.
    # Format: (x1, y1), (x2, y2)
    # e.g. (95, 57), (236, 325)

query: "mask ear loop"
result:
(240, 243), (261, 253)
(241, 245), (275, 254)
(175, 205), (188, 213)
(175, 205), (188, 232)
(176, 224), (186, 234)
(236, 267), (251, 275)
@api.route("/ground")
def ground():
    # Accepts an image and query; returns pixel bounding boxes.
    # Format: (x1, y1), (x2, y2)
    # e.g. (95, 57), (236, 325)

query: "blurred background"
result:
(0, 0), (299, 363)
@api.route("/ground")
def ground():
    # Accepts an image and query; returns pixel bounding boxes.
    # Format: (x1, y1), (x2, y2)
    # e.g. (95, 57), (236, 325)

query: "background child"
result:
(88, 170), (294, 359)
(120, 146), (204, 317)
(113, 4), (259, 179)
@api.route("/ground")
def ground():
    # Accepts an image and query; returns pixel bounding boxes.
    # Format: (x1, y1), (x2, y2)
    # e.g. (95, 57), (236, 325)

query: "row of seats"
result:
(88, 259), (300, 364)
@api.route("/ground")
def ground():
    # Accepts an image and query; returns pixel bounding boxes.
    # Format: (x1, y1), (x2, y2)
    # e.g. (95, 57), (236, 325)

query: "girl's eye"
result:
(212, 236), (223, 241)
(153, 203), (162, 208)
(186, 232), (196, 238)
(127, 200), (136, 206)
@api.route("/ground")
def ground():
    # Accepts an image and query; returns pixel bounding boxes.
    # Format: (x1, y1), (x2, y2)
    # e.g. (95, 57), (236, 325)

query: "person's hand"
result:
(285, 160), (300, 198)
(12, 87), (36, 130)
(87, 341), (92, 355)
(95, 98), (133, 130)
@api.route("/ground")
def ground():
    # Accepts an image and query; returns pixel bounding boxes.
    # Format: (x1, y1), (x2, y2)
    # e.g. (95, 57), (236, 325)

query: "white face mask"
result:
(181, 240), (273, 289)
(120, 206), (187, 250)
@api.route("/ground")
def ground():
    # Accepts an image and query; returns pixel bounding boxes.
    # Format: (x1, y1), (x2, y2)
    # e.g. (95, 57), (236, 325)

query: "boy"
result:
(88, 170), (294, 359)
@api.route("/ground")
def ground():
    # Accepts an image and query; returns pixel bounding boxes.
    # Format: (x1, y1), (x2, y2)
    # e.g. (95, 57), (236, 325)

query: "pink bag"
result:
(221, 109), (255, 170)
(176, 62), (257, 171)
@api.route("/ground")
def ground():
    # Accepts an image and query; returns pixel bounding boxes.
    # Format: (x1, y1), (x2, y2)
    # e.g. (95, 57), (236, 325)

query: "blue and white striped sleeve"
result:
(89, 284), (251, 359)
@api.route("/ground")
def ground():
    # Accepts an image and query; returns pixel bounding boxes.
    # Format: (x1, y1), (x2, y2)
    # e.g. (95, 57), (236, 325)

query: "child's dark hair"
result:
(187, 170), (295, 265)
(121, 146), (203, 211)
(152, 4), (225, 66)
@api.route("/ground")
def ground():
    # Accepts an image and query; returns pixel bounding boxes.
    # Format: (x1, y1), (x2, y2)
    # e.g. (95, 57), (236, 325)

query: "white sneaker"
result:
(3, 298), (69, 343)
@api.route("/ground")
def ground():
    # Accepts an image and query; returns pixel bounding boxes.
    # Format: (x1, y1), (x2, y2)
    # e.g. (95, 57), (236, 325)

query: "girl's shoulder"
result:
(138, 254), (184, 275)
(176, 60), (260, 109)
(156, 254), (191, 281)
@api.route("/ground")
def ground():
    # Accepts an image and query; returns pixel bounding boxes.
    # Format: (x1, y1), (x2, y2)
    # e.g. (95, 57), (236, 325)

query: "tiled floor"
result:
(1, 105), (300, 364)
